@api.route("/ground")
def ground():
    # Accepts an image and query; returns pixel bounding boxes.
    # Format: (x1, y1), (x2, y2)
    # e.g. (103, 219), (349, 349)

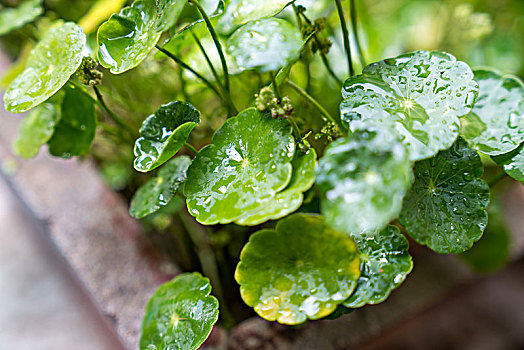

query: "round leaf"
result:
(134, 101), (200, 172)
(47, 84), (96, 158)
(184, 108), (295, 225)
(0, 0), (43, 36)
(399, 138), (490, 254)
(460, 70), (524, 155)
(97, 0), (185, 74)
(492, 143), (524, 183)
(316, 126), (413, 235)
(217, 0), (289, 34)
(235, 214), (361, 325)
(130, 156), (192, 218)
(343, 226), (413, 308)
(226, 18), (303, 73)
(14, 102), (60, 158)
(235, 148), (317, 225)
(4, 22), (86, 113)
(341, 50), (478, 161)
(139, 272), (219, 350)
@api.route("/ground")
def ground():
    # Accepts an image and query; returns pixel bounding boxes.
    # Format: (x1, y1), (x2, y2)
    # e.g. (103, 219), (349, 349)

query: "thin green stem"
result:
(184, 142), (198, 155)
(93, 85), (136, 137)
(286, 79), (346, 135)
(487, 171), (507, 187)
(335, 0), (354, 76)
(350, 0), (366, 67)
(156, 44), (223, 100)
(270, 71), (282, 101)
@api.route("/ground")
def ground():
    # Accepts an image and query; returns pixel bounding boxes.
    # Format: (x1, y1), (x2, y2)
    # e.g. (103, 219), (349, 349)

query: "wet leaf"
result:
(184, 108), (295, 225)
(0, 0), (43, 36)
(492, 143), (524, 183)
(139, 272), (219, 350)
(4, 22), (86, 113)
(130, 156), (192, 219)
(47, 85), (96, 158)
(343, 226), (413, 308)
(217, 0), (290, 34)
(235, 214), (360, 324)
(460, 70), (524, 155)
(14, 103), (60, 158)
(236, 148), (316, 225)
(399, 138), (490, 254)
(97, 0), (185, 74)
(226, 18), (303, 73)
(79, 0), (127, 34)
(134, 101), (200, 172)
(341, 50), (478, 161)
(316, 126), (413, 235)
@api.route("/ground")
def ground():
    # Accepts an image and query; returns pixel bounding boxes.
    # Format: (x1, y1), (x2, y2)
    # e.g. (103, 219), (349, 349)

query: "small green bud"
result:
(75, 56), (103, 86)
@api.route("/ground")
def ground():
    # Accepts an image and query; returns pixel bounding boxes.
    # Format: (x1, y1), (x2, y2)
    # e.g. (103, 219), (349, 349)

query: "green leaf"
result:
(236, 148), (317, 225)
(492, 143), (524, 183)
(134, 101), (200, 172)
(0, 0), (43, 36)
(139, 272), (219, 350)
(341, 50), (478, 161)
(235, 214), (360, 325)
(217, 0), (290, 34)
(226, 18), (303, 73)
(97, 0), (185, 74)
(184, 108), (296, 225)
(14, 103), (60, 158)
(47, 85), (96, 158)
(460, 70), (524, 155)
(130, 156), (192, 219)
(4, 22), (86, 113)
(343, 226), (413, 308)
(316, 126), (413, 235)
(399, 138), (490, 254)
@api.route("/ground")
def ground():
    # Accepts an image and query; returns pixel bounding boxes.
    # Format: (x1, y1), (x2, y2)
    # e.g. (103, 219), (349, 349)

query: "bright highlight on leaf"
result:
(4, 22), (86, 113)
(184, 108), (300, 226)
(399, 138), (490, 254)
(460, 70), (524, 155)
(139, 272), (219, 350)
(130, 156), (191, 219)
(0, 0), (43, 36)
(343, 225), (413, 308)
(341, 50), (478, 161)
(235, 214), (361, 325)
(226, 18), (303, 72)
(97, 0), (186, 74)
(217, 0), (290, 34)
(134, 101), (200, 172)
(316, 126), (413, 235)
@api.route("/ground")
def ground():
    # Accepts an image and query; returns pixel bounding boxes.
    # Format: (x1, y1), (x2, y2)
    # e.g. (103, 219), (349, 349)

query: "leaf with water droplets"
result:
(139, 272), (219, 350)
(316, 126), (413, 235)
(14, 102), (60, 158)
(341, 50), (478, 161)
(0, 0), (43, 36)
(226, 18), (303, 73)
(235, 148), (316, 225)
(4, 22), (86, 113)
(184, 108), (295, 225)
(460, 70), (524, 155)
(399, 138), (490, 254)
(235, 214), (360, 325)
(492, 143), (524, 183)
(130, 156), (191, 219)
(217, 0), (290, 34)
(47, 85), (96, 158)
(343, 225), (413, 308)
(97, 0), (186, 74)
(134, 101), (200, 172)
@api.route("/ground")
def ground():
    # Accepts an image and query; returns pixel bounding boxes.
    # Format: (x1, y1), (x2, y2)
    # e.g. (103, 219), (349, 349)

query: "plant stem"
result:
(487, 171), (507, 187)
(335, 0), (354, 76)
(93, 85), (136, 137)
(350, 0), (366, 67)
(156, 44), (223, 100)
(190, 0), (232, 96)
(286, 79), (346, 134)
(270, 71), (282, 101)
(184, 142), (198, 155)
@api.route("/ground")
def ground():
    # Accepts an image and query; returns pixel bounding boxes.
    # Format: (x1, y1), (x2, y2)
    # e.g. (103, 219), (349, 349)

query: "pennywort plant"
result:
(1, 0), (523, 349)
